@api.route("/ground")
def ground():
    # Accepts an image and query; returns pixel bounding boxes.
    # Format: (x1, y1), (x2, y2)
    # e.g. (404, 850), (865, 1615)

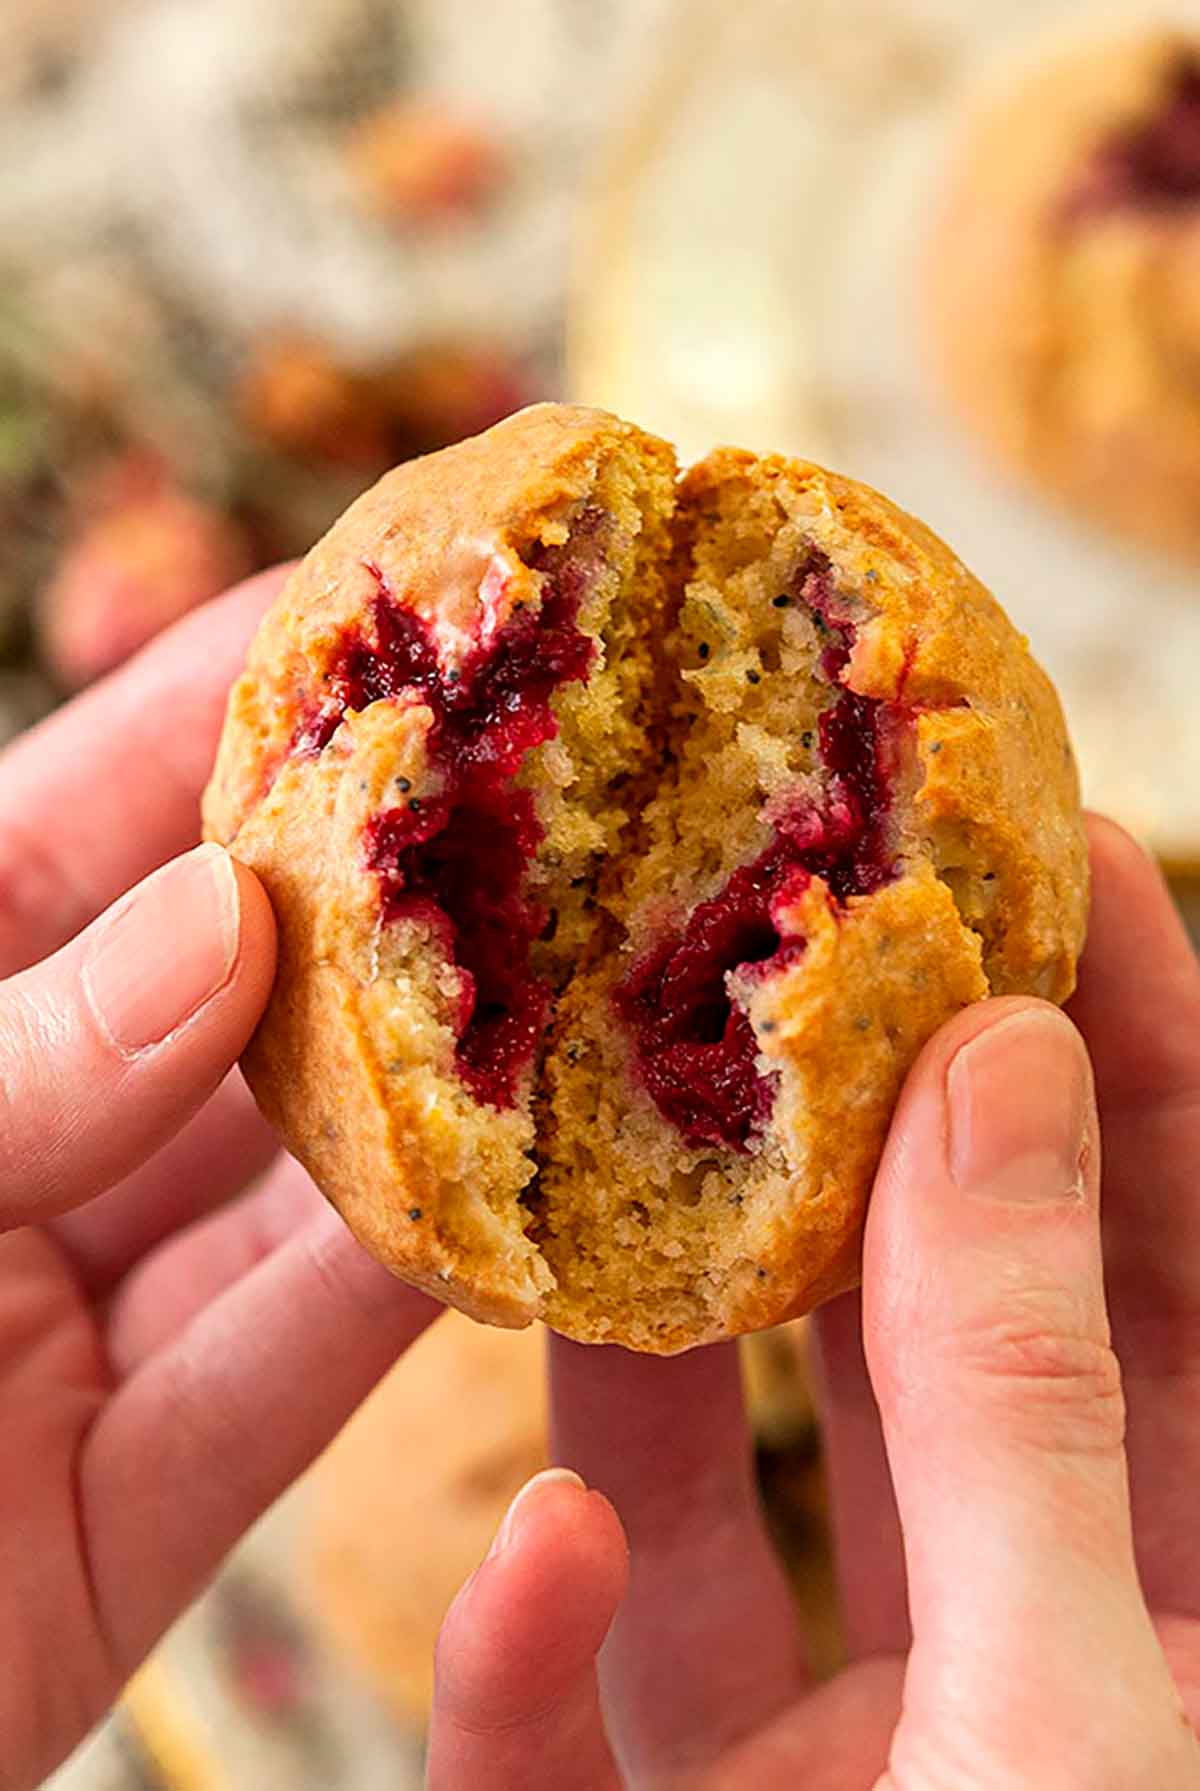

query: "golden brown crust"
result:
(925, 28), (1200, 558)
(205, 405), (1087, 1352)
(214, 736), (543, 1328)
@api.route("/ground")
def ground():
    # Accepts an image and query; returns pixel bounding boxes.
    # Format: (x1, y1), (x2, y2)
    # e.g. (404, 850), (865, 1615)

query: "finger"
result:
(1069, 815), (1200, 1614)
(811, 1291), (908, 1657)
(80, 1207), (437, 1672)
(550, 1335), (806, 1781)
(427, 1469), (626, 1791)
(103, 1155), (325, 1376)
(50, 1071), (277, 1296)
(0, 564), (287, 976)
(867, 998), (1192, 1777)
(0, 844), (275, 1228)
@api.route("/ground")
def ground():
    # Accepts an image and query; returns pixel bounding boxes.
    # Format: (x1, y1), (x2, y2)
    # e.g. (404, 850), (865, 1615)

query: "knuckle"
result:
(300, 1216), (363, 1308)
(954, 1317), (1127, 1458)
(157, 1328), (245, 1465)
(883, 1276), (1129, 1462)
(0, 816), (89, 975)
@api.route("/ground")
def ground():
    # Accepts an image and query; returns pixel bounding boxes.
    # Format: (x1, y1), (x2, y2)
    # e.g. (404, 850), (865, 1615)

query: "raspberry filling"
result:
(293, 528), (599, 1108)
(1061, 55), (1200, 224)
(615, 552), (900, 1153)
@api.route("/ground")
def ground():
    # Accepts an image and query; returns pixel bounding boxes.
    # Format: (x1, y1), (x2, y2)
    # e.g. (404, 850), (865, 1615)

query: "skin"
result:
(427, 819), (1200, 1790)
(0, 568), (1196, 1787)
(0, 570), (436, 1791)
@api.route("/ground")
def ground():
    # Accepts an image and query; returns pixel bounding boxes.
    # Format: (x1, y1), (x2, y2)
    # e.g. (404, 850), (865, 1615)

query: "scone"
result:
(204, 402), (1087, 1352)
(927, 28), (1200, 559)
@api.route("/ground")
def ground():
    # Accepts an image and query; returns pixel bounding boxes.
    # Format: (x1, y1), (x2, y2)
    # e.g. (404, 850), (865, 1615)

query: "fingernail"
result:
(947, 1007), (1092, 1205)
(491, 1467), (585, 1558)
(84, 844), (241, 1056)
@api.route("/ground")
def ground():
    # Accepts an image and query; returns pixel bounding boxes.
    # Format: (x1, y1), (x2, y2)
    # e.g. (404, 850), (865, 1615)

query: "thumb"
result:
(866, 999), (1194, 1783)
(0, 843), (275, 1227)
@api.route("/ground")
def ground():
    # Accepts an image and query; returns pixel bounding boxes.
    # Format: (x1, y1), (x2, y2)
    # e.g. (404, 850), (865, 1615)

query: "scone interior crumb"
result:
(612, 538), (899, 1153)
(531, 459), (923, 1345)
(522, 442), (677, 986)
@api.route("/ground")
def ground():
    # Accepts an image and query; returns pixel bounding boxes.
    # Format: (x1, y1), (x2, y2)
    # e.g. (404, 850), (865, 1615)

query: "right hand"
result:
(427, 817), (1200, 1789)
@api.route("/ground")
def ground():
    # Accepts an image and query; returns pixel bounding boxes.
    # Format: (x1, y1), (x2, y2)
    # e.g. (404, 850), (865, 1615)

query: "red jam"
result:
(294, 526), (599, 1108)
(364, 789), (549, 1105)
(1061, 56), (1200, 224)
(615, 550), (901, 1153)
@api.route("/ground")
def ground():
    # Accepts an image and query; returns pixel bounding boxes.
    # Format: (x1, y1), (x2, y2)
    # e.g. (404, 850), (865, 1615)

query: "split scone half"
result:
(204, 404), (1088, 1353)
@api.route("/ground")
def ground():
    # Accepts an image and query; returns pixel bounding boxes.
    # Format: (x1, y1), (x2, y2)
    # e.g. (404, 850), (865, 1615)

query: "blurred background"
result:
(15, 0), (1196, 1782)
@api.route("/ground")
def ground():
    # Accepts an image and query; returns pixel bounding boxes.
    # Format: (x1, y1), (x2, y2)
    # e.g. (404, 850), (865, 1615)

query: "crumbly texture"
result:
(204, 402), (1087, 1352)
(926, 28), (1200, 559)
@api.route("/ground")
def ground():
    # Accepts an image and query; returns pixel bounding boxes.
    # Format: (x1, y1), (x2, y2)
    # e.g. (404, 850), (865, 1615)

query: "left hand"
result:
(0, 569), (435, 1791)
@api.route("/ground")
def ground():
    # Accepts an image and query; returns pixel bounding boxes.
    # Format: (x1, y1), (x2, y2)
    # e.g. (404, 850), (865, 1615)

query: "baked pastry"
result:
(204, 402), (1087, 1352)
(926, 28), (1200, 559)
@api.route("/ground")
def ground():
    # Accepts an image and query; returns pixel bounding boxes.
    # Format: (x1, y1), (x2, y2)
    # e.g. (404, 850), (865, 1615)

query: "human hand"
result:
(0, 571), (435, 1791)
(427, 818), (1200, 1789)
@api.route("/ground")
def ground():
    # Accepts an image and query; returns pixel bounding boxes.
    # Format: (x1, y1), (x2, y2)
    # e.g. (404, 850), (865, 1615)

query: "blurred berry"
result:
(237, 336), (395, 467)
(38, 457), (252, 690)
(379, 340), (529, 454)
(348, 101), (506, 226)
(239, 334), (530, 468)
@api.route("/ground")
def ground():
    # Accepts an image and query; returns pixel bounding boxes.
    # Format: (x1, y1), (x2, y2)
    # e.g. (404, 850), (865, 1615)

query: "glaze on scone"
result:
(927, 29), (1200, 559)
(204, 403), (1087, 1352)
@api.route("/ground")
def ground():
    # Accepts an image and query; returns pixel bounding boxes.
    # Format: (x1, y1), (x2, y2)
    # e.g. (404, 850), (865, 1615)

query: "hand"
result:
(427, 818), (1200, 1789)
(0, 572), (435, 1791)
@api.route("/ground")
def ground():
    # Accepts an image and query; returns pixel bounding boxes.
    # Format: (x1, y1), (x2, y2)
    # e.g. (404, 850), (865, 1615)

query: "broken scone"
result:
(204, 403), (1087, 1353)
